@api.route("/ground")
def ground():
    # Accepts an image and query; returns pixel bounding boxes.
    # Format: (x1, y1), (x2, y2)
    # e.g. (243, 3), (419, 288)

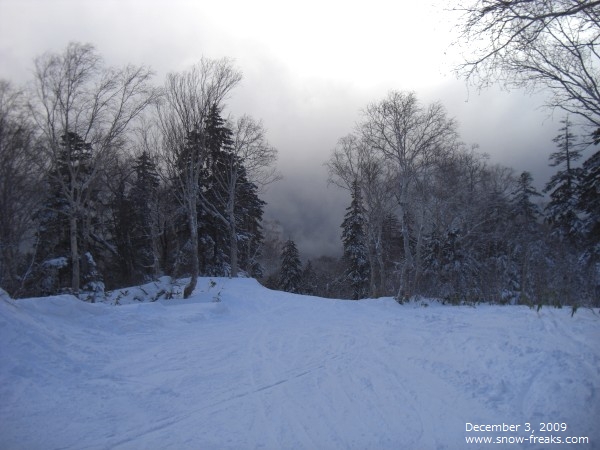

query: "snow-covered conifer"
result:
(578, 150), (600, 246)
(129, 151), (161, 279)
(300, 260), (318, 295)
(279, 239), (302, 293)
(511, 171), (542, 228)
(341, 180), (370, 299)
(544, 117), (584, 238)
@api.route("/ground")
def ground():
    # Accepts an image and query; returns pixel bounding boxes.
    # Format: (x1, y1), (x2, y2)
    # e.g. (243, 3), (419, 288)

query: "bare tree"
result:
(157, 58), (241, 297)
(0, 81), (42, 296)
(232, 115), (281, 189)
(327, 133), (395, 296)
(30, 42), (158, 295)
(360, 91), (460, 299)
(454, 0), (600, 132)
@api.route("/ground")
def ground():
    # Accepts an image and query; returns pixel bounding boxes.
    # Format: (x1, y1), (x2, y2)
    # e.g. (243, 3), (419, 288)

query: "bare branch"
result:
(453, 0), (600, 130)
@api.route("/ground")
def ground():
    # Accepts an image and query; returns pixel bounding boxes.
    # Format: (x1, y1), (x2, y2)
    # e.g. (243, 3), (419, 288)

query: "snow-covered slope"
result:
(1, 278), (599, 449)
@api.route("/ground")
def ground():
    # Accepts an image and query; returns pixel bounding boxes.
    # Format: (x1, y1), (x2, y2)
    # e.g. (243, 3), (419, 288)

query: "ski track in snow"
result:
(1, 278), (599, 449)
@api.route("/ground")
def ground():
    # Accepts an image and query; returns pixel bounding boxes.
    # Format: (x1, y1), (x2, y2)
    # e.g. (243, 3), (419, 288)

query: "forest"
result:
(0, 1), (599, 306)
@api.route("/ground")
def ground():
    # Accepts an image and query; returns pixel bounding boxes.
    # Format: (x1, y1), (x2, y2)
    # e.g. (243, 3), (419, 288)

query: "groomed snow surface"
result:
(1, 278), (599, 449)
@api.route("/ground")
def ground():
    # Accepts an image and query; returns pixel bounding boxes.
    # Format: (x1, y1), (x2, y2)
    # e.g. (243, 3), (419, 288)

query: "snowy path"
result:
(1, 278), (599, 449)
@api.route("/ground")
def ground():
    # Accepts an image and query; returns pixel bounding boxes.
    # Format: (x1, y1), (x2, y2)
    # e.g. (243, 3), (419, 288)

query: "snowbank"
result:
(0, 286), (10, 302)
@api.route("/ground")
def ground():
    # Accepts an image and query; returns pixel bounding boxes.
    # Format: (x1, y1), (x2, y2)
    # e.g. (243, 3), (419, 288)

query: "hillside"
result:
(1, 278), (599, 449)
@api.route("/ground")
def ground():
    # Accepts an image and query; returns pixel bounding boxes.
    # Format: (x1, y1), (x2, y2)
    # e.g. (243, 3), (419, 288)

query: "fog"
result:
(0, 0), (568, 259)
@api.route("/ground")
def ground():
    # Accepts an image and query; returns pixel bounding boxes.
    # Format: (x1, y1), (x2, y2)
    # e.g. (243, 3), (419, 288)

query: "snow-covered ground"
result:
(1, 278), (599, 449)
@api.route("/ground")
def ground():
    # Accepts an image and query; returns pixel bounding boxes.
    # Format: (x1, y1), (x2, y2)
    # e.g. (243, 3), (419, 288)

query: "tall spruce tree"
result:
(577, 149), (600, 302)
(32, 132), (96, 294)
(111, 163), (135, 285)
(341, 180), (370, 299)
(199, 104), (235, 275)
(544, 117), (583, 238)
(381, 213), (403, 294)
(129, 151), (160, 279)
(159, 58), (242, 298)
(279, 239), (302, 293)
(510, 171), (544, 302)
(199, 105), (267, 277)
(300, 260), (318, 295)
(578, 150), (600, 247)
(170, 104), (267, 279)
(512, 171), (542, 229)
(31, 43), (157, 295)
(0, 81), (41, 297)
(170, 127), (205, 284)
(234, 165), (266, 277)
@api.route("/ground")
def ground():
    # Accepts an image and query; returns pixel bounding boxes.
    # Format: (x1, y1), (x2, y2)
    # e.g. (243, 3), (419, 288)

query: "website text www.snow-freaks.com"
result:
(464, 422), (590, 445)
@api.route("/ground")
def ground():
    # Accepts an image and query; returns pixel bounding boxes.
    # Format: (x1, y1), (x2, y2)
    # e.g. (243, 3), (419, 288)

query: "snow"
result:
(41, 256), (68, 268)
(1, 278), (599, 449)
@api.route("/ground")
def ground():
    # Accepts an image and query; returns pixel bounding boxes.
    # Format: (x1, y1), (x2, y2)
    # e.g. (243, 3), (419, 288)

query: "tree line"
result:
(0, 43), (278, 299)
(265, 90), (597, 306)
(324, 91), (598, 306)
(1, 4), (599, 307)
(270, 0), (600, 306)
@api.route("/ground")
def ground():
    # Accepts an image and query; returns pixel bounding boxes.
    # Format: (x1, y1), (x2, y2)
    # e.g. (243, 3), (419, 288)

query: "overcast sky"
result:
(0, 0), (566, 259)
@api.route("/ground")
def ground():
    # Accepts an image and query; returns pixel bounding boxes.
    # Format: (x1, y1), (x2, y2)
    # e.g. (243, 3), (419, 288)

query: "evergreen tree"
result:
(577, 149), (600, 303)
(235, 165), (266, 277)
(111, 166), (135, 285)
(381, 213), (403, 294)
(199, 105), (267, 277)
(544, 117), (583, 238)
(0, 82), (40, 297)
(165, 104), (271, 279)
(509, 171), (544, 303)
(171, 128), (204, 281)
(341, 180), (370, 299)
(300, 260), (318, 295)
(279, 239), (302, 293)
(205, 104), (234, 161)
(199, 104), (235, 275)
(32, 132), (97, 294)
(578, 149), (600, 246)
(511, 171), (542, 229)
(128, 151), (160, 280)
(30, 43), (156, 295)
(464, 180), (513, 303)
(32, 194), (71, 295)
(171, 105), (267, 279)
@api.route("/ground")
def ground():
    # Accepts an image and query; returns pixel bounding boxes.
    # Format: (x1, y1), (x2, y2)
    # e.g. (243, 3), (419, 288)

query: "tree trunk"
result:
(520, 245), (529, 302)
(183, 198), (199, 299)
(151, 203), (161, 278)
(412, 205), (426, 295)
(230, 224), (238, 278)
(397, 182), (413, 301)
(151, 233), (160, 279)
(374, 222), (386, 298)
(70, 215), (80, 295)
(227, 174), (239, 278)
(367, 242), (377, 297)
(376, 244), (386, 297)
(397, 212), (412, 301)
